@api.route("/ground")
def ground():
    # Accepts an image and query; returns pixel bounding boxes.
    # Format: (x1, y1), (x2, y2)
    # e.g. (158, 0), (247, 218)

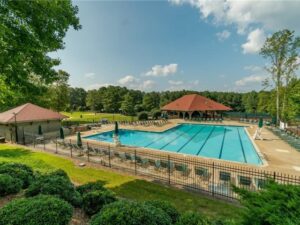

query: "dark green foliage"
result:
(176, 212), (211, 225)
(0, 195), (73, 225)
(77, 180), (106, 195)
(0, 162), (34, 188)
(234, 181), (300, 225)
(90, 200), (172, 225)
(145, 200), (179, 224)
(25, 170), (82, 206)
(138, 111), (148, 120)
(0, 174), (22, 196)
(83, 190), (117, 215)
(152, 110), (162, 120)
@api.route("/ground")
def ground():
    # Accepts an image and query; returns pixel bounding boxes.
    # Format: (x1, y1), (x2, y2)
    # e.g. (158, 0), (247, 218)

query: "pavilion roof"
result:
(161, 94), (232, 112)
(0, 103), (68, 124)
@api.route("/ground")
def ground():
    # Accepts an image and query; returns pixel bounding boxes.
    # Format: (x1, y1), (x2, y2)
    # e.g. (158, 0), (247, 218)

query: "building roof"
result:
(0, 103), (68, 124)
(161, 94), (232, 112)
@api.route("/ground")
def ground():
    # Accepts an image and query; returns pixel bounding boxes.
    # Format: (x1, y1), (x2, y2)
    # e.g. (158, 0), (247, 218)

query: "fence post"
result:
(55, 137), (58, 154)
(87, 142), (90, 162)
(33, 138), (35, 148)
(108, 145), (111, 167)
(134, 149), (137, 175)
(70, 139), (73, 158)
(212, 162), (215, 197)
(168, 155), (171, 185)
(273, 171), (276, 181)
(43, 139), (45, 150)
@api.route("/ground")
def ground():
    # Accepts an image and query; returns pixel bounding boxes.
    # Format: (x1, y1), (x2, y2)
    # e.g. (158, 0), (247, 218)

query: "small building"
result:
(161, 94), (231, 119)
(0, 103), (68, 143)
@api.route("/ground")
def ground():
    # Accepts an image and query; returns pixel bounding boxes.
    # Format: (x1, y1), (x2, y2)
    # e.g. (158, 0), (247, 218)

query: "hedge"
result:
(0, 174), (22, 196)
(90, 200), (172, 225)
(0, 195), (73, 225)
(145, 200), (179, 224)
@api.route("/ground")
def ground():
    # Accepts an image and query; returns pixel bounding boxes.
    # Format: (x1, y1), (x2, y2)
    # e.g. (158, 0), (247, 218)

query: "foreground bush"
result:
(145, 200), (179, 224)
(176, 212), (211, 225)
(234, 181), (300, 225)
(77, 180), (106, 195)
(138, 112), (148, 120)
(0, 174), (22, 196)
(0, 195), (73, 225)
(83, 189), (117, 215)
(90, 200), (172, 225)
(25, 170), (82, 206)
(0, 163), (34, 188)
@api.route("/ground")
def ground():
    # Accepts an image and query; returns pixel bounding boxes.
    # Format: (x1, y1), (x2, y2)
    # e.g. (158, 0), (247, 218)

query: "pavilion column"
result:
(188, 112), (192, 120)
(177, 111), (180, 118)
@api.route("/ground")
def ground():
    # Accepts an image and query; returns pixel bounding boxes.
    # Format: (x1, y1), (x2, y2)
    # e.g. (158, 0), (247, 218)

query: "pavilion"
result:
(161, 94), (231, 119)
(0, 103), (68, 143)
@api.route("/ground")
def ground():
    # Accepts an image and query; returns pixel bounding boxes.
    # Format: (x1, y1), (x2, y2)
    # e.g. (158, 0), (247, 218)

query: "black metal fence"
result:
(28, 138), (300, 201)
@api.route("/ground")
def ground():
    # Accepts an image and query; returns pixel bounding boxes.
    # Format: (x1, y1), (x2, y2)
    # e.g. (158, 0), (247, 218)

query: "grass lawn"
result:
(0, 144), (242, 220)
(61, 111), (137, 124)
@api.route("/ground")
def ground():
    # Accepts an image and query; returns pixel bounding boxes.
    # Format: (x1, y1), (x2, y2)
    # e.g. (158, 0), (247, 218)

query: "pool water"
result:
(84, 124), (262, 165)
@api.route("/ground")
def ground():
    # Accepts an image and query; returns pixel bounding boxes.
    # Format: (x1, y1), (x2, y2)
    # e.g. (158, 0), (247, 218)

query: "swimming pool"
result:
(84, 124), (262, 165)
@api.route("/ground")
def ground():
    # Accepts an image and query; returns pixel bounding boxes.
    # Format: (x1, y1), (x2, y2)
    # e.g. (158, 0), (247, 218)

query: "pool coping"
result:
(82, 123), (265, 167)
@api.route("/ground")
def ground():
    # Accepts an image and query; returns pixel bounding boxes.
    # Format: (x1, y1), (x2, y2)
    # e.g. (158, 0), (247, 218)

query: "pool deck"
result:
(67, 119), (300, 175)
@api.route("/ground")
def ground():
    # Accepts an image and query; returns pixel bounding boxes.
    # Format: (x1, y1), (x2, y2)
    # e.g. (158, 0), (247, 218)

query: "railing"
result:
(28, 138), (300, 201)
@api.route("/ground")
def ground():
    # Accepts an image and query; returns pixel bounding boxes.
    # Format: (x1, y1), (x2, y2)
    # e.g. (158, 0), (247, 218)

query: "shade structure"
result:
(77, 132), (82, 147)
(258, 118), (263, 128)
(59, 127), (64, 139)
(38, 125), (43, 135)
(114, 121), (119, 136)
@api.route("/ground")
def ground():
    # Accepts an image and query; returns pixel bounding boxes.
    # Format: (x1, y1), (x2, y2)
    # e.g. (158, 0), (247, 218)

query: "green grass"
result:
(61, 111), (137, 124)
(0, 144), (242, 220)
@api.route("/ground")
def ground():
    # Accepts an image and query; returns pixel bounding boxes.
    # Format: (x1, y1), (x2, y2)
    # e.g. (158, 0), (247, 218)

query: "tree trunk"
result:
(276, 84), (280, 126)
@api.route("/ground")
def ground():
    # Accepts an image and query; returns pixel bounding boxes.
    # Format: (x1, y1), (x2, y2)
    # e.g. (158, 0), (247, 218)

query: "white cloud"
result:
(235, 74), (267, 86)
(140, 80), (155, 90)
(168, 80), (184, 85)
(145, 63), (178, 77)
(118, 75), (139, 86)
(84, 72), (95, 78)
(244, 65), (263, 72)
(216, 30), (231, 41)
(169, 0), (300, 54)
(242, 29), (266, 54)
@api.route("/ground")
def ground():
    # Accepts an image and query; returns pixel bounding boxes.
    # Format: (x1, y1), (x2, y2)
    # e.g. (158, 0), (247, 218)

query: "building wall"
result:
(0, 120), (64, 143)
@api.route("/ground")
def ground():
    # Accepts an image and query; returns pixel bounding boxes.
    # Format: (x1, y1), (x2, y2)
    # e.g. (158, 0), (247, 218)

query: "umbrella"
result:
(114, 121), (119, 136)
(77, 132), (82, 147)
(258, 118), (263, 128)
(38, 125), (43, 135)
(59, 127), (65, 139)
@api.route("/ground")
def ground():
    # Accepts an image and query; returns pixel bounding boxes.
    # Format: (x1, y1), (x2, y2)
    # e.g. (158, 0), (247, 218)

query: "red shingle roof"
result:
(161, 94), (231, 112)
(0, 103), (68, 124)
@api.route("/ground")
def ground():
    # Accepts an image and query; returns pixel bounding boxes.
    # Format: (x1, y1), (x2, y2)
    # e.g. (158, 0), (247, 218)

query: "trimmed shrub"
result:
(138, 111), (148, 121)
(145, 200), (179, 224)
(25, 170), (82, 206)
(0, 174), (22, 196)
(77, 180), (106, 195)
(0, 163), (34, 188)
(50, 169), (70, 180)
(152, 110), (162, 120)
(83, 190), (117, 215)
(90, 200), (172, 225)
(176, 212), (211, 225)
(0, 195), (73, 225)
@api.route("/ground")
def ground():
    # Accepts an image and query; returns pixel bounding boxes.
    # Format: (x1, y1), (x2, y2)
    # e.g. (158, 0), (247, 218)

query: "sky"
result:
(51, 0), (300, 92)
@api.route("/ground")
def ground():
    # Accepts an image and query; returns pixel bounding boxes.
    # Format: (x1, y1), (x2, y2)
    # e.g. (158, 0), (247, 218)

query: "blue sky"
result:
(51, 0), (300, 92)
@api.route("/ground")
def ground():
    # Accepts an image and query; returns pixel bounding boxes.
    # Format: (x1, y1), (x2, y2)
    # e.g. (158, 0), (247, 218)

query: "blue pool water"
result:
(84, 124), (262, 165)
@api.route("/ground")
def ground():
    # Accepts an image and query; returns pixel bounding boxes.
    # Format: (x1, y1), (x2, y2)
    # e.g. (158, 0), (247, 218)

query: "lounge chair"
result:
(154, 160), (161, 170)
(195, 167), (211, 182)
(175, 163), (191, 176)
(219, 171), (231, 183)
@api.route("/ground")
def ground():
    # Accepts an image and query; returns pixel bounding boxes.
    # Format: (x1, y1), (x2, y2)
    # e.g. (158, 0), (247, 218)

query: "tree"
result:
(120, 92), (136, 115)
(86, 89), (103, 111)
(69, 87), (87, 111)
(286, 78), (300, 120)
(242, 91), (258, 113)
(143, 92), (160, 112)
(102, 86), (127, 113)
(0, 0), (81, 108)
(47, 70), (70, 111)
(260, 29), (300, 124)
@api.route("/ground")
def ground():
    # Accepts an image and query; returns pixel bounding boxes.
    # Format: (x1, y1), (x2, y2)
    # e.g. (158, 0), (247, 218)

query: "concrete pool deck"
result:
(67, 119), (300, 175)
